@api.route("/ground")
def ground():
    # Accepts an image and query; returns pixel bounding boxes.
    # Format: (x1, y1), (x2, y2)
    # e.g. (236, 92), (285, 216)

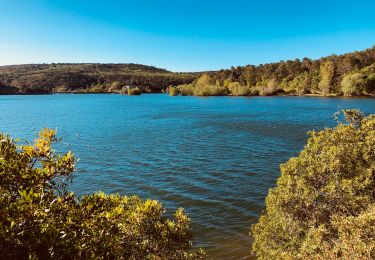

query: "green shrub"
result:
(227, 82), (250, 96)
(341, 72), (366, 96)
(289, 72), (311, 95)
(251, 110), (375, 259)
(90, 84), (106, 93)
(195, 74), (214, 87)
(127, 87), (142, 95)
(257, 78), (280, 96)
(178, 84), (195, 96)
(341, 64), (375, 96)
(175, 74), (227, 96)
(169, 86), (180, 96)
(108, 81), (123, 93)
(192, 84), (227, 96)
(0, 129), (203, 259)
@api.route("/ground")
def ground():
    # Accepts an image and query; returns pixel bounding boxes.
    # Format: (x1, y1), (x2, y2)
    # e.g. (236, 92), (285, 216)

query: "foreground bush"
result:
(0, 129), (203, 259)
(252, 110), (375, 259)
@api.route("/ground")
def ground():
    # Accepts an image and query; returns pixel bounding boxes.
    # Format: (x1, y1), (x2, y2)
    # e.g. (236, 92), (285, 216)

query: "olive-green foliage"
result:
(2, 46), (375, 96)
(319, 60), (335, 94)
(90, 84), (107, 93)
(168, 86), (180, 96)
(341, 72), (366, 96)
(288, 72), (311, 95)
(177, 84), (195, 96)
(172, 46), (375, 96)
(108, 81), (123, 93)
(251, 110), (375, 259)
(0, 129), (203, 259)
(227, 82), (250, 96)
(0, 63), (198, 94)
(257, 78), (280, 96)
(178, 74), (227, 96)
(127, 87), (141, 95)
(341, 64), (375, 96)
(191, 84), (227, 96)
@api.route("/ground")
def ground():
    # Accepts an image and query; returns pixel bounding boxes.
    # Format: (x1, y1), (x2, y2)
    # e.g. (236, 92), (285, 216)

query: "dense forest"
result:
(0, 63), (198, 94)
(172, 45), (375, 97)
(1, 45), (375, 96)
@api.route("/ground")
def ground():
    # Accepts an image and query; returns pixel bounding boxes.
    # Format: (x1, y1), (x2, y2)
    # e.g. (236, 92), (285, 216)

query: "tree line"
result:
(2, 45), (375, 96)
(171, 45), (375, 96)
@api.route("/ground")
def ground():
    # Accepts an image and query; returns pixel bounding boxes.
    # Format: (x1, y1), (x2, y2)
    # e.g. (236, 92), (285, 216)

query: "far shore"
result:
(1, 91), (374, 98)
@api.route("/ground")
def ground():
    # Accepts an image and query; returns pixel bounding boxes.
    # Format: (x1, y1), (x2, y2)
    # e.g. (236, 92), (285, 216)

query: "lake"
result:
(1, 94), (375, 259)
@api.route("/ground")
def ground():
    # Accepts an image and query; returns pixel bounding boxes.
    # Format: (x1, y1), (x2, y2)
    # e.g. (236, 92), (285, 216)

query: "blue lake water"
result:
(1, 94), (375, 259)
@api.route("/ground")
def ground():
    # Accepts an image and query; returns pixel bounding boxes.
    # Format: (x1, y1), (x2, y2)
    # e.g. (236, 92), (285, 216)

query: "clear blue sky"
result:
(1, 0), (375, 72)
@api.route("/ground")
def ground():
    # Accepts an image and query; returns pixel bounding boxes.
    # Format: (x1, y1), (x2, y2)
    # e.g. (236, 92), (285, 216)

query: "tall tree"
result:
(319, 60), (335, 94)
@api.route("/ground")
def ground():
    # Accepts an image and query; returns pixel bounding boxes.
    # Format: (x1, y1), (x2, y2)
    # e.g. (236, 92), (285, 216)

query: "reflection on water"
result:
(1, 94), (374, 259)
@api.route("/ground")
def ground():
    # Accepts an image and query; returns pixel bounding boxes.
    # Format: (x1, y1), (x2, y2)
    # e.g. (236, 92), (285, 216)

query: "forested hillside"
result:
(1, 45), (375, 96)
(172, 45), (375, 96)
(0, 63), (198, 94)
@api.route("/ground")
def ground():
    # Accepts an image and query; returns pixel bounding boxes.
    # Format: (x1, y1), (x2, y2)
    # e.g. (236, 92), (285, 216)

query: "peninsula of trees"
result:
(0, 45), (375, 96)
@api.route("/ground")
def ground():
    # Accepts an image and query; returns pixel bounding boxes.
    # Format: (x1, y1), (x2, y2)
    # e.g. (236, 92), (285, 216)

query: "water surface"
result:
(1, 94), (374, 259)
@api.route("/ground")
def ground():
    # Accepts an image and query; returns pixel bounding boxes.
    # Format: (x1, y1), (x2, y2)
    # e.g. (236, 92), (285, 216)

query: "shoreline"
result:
(1, 91), (374, 98)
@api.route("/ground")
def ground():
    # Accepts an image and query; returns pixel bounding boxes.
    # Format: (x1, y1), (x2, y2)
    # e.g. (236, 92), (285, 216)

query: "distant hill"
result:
(0, 63), (199, 94)
(1, 45), (375, 96)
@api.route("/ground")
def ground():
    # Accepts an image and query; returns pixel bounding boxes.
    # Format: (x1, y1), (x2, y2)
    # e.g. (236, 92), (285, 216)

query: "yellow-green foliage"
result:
(127, 87), (142, 95)
(192, 84), (227, 96)
(90, 84), (106, 93)
(178, 84), (195, 96)
(0, 129), (203, 259)
(251, 110), (375, 259)
(299, 205), (375, 259)
(289, 72), (311, 95)
(341, 72), (366, 96)
(227, 82), (250, 96)
(319, 60), (335, 94)
(108, 81), (123, 93)
(341, 64), (375, 96)
(257, 78), (280, 96)
(177, 74), (227, 96)
(168, 86), (180, 96)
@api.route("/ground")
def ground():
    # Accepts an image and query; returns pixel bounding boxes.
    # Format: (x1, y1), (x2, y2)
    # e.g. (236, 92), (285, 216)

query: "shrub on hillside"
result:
(0, 129), (203, 259)
(127, 87), (142, 95)
(257, 78), (280, 96)
(176, 74), (227, 96)
(341, 64), (375, 96)
(169, 86), (180, 96)
(227, 82), (250, 96)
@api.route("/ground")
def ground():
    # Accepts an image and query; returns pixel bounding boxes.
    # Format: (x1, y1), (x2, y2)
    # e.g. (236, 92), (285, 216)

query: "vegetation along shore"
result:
(1, 45), (375, 97)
